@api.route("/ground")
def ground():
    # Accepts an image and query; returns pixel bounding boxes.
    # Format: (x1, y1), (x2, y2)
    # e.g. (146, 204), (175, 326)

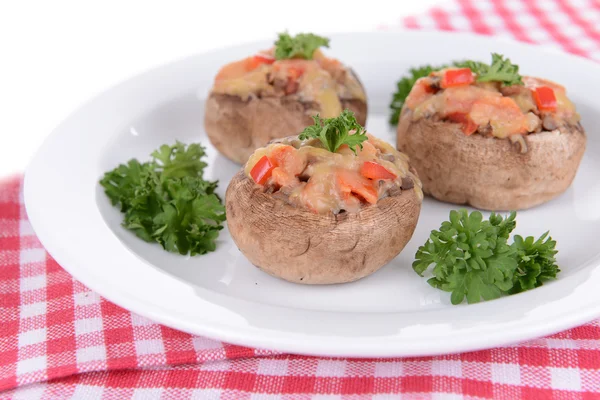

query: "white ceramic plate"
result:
(25, 31), (600, 357)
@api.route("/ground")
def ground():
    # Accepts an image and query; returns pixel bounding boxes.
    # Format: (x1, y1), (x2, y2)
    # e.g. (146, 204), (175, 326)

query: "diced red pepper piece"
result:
(532, 86), (557, 112)
(447, 112), (479, 136)
(441, 68), (475, 89)
(360, 161), (397, 181)
(246, 54), (276, 71)
(250, 156), (275, 185)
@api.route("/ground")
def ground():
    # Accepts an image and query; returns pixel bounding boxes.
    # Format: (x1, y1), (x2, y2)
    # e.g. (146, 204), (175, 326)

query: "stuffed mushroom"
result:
(396, 54), (586, 210)
(205, 32), (368, 164)
(226, 111), (421, 284)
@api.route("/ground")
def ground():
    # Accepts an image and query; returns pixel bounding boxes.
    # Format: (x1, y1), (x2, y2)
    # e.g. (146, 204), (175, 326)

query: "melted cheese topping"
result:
(406, 73), (580, 138)
(245, 135), (422, 214)
(211, 49), (366, 119)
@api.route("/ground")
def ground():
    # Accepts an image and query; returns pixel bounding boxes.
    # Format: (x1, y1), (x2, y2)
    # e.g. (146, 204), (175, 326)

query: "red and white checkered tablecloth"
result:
(3, 1), (600, 398)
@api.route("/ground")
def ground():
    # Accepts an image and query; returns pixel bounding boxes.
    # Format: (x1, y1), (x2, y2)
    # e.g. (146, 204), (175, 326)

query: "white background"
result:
(0, 0), (445, 177)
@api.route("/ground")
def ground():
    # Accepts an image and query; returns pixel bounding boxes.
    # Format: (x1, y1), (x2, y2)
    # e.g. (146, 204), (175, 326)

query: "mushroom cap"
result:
(225, 171), (421, 284)
(397, 108), (586, 210)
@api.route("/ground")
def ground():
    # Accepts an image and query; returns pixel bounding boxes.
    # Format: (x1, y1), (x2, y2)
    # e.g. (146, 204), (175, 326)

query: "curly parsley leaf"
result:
(100, 142), (226, 256)
(413, 209), (559, 305)
(298, 109), (367, 154)
(414, 209), (517, 305)
(510, 232), (560, 294)
(389, 62), (459, 125)
(274, 32), (330, 60)
(463, 53), (523, 86)
(100, 159), (147, 213)
(152, 142), (208, 180)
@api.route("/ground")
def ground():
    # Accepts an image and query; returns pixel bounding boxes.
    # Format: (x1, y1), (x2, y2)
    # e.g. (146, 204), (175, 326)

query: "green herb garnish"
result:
(462, 53), (523, 86)
(298, 109), (368, 154)
(413, 209), (559, 305)
(389, 63), (453, 125)
(510, 232), (559, 294)
(389, 53), (523, 125)
(274, 32), (330, 60)
(100, 142), (226, 256)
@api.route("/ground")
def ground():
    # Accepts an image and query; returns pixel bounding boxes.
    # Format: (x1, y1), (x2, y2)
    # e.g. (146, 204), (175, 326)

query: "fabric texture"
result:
(3, 0), (600, 398)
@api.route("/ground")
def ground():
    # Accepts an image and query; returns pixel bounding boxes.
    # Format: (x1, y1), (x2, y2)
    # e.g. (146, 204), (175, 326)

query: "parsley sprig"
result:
(389, 63), (454, 125)
(510, 232), (560, 294)
(389, 53), (523, 125)
(298, 109), (368, 154)
(274, 32), (330, 60)
(413, 209), (559, 304)
(462, 53), (523, 86)
(100, 142), (226, 256)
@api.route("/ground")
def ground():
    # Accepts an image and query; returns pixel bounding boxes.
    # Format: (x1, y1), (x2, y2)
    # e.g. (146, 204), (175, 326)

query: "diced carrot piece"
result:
(270, 145), (293, 166)
(468, 97), (529, 137)
(270, 145), (305, 176)
(360, 161), (397, 180)
(337, 170), (378, 204)
(440, 86), (501, 116)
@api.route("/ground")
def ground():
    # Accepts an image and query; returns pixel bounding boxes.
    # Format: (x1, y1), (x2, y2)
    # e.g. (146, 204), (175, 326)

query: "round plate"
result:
(24, 31), (600, 357)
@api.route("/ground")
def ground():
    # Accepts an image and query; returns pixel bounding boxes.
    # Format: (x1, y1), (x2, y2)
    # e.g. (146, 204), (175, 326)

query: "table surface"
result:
(0, 0), (443, 177)
(4, 1), (600, 398)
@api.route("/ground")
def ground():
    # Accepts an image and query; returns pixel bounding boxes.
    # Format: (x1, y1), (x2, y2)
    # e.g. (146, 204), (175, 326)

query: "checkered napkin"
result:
(2, 1), (600, 398)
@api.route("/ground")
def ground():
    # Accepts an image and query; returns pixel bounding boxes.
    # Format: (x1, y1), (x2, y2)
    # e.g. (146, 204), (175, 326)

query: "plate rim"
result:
(24, 30), (600, 357)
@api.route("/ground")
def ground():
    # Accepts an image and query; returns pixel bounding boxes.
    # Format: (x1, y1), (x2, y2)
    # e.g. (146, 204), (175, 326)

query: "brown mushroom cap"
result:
(205, 94), (367, 165)
(225, 171), (421, 284)
(397, 108), (587, 211)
